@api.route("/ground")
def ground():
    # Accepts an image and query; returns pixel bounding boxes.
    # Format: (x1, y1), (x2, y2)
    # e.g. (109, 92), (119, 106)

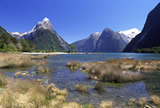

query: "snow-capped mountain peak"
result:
(33, 17), (53, 31)
(38, 17), (50, 25)
(119, 28), (140, 42)
(10, 17), (54, 39)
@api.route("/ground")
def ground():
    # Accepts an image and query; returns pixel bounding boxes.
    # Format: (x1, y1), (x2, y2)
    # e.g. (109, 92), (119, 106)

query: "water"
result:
(1, 53), (160, 107)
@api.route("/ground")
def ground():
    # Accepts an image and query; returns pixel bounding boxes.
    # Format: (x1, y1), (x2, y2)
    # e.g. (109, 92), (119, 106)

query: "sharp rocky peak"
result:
(32, 17), (54, 32)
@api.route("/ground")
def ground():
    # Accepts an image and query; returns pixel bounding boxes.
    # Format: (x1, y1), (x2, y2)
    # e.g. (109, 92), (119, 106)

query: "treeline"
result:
(0, 26), (34, 52)
(0, 26), (78, 53)
(136, 47), (160, 53)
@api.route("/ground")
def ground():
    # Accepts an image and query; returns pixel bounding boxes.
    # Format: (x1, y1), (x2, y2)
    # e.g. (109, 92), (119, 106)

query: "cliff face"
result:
(124, 3), (160, 52)
(72, 32), (101, 52)
(95, 28), (127, 52)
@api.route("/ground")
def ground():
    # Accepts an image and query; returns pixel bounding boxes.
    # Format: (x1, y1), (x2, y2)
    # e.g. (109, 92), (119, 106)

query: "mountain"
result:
(124, 3), (160, 52)
(10, 18), (70, 51)
(0, 26), (18, 51)
(73, 28), (139, 52)
(95, 28), (128, 52)
(0, 26), (34, 52)
(119, 28), (140, 43)
(72, 32), (101, 52)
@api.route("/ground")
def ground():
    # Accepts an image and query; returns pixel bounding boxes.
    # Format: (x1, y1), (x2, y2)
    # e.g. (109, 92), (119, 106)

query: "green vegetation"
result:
(136, 47), (160, 53)
(31, 28), (69, 51)
(19, 39), (34, 52)
(82, 104), (94, 108)
(0, 26), (18, 52)
(69, 44), (78, 52)
(0, 26), (35, 52)
(0, 26), (76, 53)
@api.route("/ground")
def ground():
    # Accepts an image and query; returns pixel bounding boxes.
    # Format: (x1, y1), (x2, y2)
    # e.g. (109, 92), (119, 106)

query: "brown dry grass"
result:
(87, 63), (144, 83)
(0, 73), (7, 87)
(95, 82), (105, 93)
(0, 75), (69, 108)
(0, 53), (34, 68)
(99, 100), (113, 108)
(66, 61), (81, 70)
(150, 95), (160, 105)
(31, 54), (49, 59)
(128, 98), (136, 106)
(138, 97), (147, 107)
(76, 84), (88, 93)
(37, 65), (52, 73)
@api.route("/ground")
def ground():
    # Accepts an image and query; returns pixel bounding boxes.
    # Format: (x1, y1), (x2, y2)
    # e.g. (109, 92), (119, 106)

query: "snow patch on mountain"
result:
(119, 28), (140, 42)
(10, 17), (54, 39)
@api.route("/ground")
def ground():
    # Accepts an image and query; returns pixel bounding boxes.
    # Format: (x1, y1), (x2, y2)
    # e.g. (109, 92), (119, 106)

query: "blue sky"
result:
(0, 0), (159, 43)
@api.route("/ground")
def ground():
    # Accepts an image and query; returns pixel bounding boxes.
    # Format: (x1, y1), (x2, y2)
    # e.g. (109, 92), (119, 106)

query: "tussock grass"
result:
(0, 53), (34, 68)
(76, 84), (88, 93)
(128, 98), (136, 106)
(82, 104), (94, 108)
(95, 82), (105, 93)
(138, 97), (147, 107)
(150, 95), (160, 105)
(0, 73), (7, 88)
(31, 54), (49, 59)
(66, 61), (81, 70)
(62, 102), (82, 108)
(37, 65), (52, 73)
(87, 63), (144, 83)
(99, 100), (113, 108)
(0, 75), (70, 108)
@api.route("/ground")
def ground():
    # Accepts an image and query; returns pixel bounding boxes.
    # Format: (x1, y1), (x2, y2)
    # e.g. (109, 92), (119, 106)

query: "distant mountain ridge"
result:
(124, 3), (160, 52)
(73, 28), (140, 52)
(10, 18), (70, 51)
(72, 32), (101, 52)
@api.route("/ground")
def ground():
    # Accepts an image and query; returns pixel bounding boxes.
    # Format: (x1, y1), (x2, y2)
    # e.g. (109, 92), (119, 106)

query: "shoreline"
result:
(21, 52), (105, 55)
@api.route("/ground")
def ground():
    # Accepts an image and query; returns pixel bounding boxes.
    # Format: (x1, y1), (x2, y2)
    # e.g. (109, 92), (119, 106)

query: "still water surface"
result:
(1, 53), (160, 106)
